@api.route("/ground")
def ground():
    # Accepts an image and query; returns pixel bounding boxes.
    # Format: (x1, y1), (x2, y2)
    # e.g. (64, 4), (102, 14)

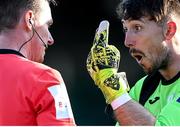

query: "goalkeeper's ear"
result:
(164, 21), (176, 40)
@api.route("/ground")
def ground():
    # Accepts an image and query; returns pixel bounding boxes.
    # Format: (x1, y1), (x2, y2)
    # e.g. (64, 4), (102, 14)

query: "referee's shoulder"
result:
(19, 58), (59, 77)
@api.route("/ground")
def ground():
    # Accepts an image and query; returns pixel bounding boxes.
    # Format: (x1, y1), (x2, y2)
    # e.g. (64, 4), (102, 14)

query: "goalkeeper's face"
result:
(122, 17), (171, 74)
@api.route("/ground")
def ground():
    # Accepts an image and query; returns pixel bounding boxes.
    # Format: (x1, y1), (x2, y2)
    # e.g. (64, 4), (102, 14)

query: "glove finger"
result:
(93, 20), (109, 48)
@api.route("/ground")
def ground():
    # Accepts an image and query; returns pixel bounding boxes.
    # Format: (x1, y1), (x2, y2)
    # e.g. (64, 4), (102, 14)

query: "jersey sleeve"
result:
(155, 93), (180, 126)
(31, 68), (76, 126)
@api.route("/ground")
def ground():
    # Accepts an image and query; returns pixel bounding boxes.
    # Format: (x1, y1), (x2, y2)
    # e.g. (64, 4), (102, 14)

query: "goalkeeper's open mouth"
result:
(129, 48), (145, 64)
(132, 53), (143, 63)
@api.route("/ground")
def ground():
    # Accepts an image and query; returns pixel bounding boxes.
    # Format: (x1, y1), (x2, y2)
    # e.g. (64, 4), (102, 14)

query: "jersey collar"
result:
(161, 72), (180, 85)
(0, 49), (25, 58)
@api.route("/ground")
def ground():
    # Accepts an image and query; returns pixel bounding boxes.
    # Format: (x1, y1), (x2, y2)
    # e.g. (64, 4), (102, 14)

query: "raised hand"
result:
(86, 20), (130, 104)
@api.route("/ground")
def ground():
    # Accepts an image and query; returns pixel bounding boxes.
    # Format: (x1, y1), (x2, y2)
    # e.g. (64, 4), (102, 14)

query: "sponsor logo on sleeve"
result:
(48, 84), (74, 119)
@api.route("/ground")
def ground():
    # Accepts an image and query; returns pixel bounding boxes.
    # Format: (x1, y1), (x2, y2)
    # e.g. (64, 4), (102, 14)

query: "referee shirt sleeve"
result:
(31, 68), (76, 126)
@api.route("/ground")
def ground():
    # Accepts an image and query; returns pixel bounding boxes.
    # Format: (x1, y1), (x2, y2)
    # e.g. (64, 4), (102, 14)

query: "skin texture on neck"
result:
(0, 18), (30, 51)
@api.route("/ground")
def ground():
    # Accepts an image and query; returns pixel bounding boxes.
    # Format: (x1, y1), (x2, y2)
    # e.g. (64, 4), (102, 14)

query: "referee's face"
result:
(30, 0), (54, 63)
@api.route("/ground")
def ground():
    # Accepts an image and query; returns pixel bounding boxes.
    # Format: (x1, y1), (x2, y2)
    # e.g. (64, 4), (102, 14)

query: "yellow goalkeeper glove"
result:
(86, 20), (130, 105)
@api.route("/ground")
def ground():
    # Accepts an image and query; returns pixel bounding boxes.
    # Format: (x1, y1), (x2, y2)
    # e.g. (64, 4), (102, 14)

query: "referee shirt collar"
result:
(0, 49), (25, 58)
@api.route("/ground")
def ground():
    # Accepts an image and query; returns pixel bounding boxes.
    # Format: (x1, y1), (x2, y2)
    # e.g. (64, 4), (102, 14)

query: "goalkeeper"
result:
(86, 0), (180, 125)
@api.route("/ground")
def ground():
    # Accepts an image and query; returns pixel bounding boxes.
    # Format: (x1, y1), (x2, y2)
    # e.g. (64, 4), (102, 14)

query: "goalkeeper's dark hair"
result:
(116, 0), (180, 24)
(0, 0), (57, 33)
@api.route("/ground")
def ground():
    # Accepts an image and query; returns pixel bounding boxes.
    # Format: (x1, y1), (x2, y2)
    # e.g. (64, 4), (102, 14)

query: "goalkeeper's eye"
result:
(133, 24), (142, 33)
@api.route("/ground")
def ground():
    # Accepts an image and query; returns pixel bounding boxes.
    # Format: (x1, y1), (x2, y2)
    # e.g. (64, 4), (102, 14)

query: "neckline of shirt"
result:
(0, 49), (25, 58)
(160, 72), (180, 85)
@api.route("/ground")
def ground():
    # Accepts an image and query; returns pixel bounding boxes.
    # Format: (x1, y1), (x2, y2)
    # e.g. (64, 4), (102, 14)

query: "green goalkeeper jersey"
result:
(129, 72), (180, 125)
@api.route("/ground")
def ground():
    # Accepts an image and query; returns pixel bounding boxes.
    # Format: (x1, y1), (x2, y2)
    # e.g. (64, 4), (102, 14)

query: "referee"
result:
(0, 0), (75, 125)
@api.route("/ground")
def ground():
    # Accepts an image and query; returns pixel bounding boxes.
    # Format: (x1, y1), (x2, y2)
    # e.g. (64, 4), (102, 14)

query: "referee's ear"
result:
(164, 21), (176, 40)
(24, 10), (34, 31)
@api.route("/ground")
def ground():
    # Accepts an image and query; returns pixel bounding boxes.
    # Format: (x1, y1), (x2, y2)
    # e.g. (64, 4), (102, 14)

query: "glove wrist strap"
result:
(111, 93), (131, 110)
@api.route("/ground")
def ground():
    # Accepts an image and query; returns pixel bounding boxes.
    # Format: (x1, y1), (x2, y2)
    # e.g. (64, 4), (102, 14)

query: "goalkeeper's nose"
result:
(124, 31), (136, 48)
